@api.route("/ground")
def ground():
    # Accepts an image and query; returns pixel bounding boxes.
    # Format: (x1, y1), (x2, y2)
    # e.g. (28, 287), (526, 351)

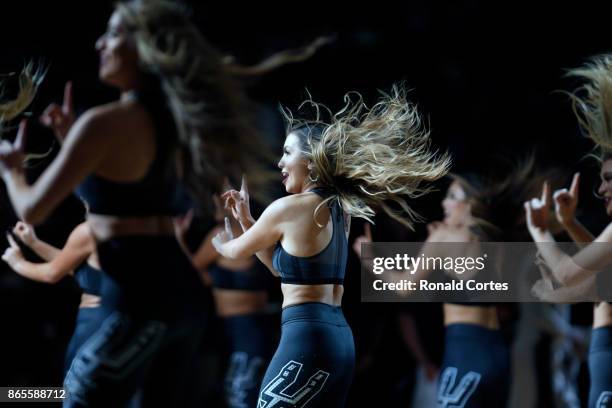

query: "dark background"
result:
(0, 0), (610, 405)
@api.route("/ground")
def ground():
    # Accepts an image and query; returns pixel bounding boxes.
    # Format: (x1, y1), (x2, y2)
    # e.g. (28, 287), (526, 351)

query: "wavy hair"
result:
(453, 155), (563, 241)
(283, 84), (451, 229)
(0, 62), (46, 132)
(0, 62), (50, 164)
(115, 0), (275, 208)
(567, 54), (612, 161)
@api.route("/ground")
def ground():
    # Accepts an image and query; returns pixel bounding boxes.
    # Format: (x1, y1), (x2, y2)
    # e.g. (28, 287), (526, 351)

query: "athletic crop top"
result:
(209, 262), (270, 291)
(272, 188), (348, 285)
(73, 263), (104, 296)
(76, 90), (184, 216)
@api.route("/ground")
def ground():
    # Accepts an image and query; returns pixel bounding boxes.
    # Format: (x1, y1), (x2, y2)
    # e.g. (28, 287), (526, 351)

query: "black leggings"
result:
(258, 302), (355, 408)
(64, 312), (203, 407)
(438, 323), (510, 408)
(63, 235), (211, 407)
(222, 312), (277, 408)
(64, 306), (111, 376)
(589, 326), (612, 408)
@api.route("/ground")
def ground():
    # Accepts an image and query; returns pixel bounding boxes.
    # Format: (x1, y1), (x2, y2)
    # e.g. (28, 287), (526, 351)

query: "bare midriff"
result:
(87, 214), (175, 241)
(594, 302), (612, 328)
(79, 293), (102, 308)
(443, 303), (499, 329)
(213, 289), (268, 317)
(281, 283), (344, 308)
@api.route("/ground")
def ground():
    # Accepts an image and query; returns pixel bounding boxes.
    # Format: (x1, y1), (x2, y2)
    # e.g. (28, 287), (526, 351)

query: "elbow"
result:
(44, 274), (62, 285)
(556, 273), (575, 287)
(224, 244), (249, 260)
(556, 259), (589, 287)
(45, 275), (62, 284)
(555, 264), (576, 287)
(224, 248), (240, 260)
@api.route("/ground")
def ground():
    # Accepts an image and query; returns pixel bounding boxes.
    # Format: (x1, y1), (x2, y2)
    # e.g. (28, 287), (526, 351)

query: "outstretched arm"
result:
(212, 197), (286, 276)
(526, 181), (612, 286)
(220, 177), (280, 274)
(191, 226), (222, 271)
(12, 221), (60, 261)
(1, 107), (113, 225)
(2, 223), (94, 284)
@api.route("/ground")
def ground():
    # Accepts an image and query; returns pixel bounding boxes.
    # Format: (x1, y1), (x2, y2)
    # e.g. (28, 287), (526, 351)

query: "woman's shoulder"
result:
(274, 192), (323, 211)
(266, 193), (327, 231)
(65, 222), (95, 253)
(79, 99), (151, 130)
(260, 194), (312, 223)
(70, 100), (154, 146)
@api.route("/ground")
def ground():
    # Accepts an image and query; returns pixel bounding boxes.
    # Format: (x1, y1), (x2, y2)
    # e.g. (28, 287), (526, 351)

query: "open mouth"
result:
(281, 172), (289, 184)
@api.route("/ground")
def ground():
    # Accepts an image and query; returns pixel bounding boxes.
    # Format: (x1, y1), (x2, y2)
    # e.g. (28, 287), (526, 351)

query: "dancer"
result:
(2, 221), (117, 375)
(364, 161), (547, 407)
(213, 85), (450, 407)
(525, 55), (612, 408)
(0, 1), (269, 406)
(431, 173), (517, 408)
(176, 194), (277, 408)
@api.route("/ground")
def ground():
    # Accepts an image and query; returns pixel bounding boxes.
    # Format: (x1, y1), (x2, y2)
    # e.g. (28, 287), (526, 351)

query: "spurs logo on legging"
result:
(64, 314), (166, 402)
(437, 367), (481, 408)
(258, 360), (329, 407)
(226, 352), (265, 408)
(597, 391), (612, 407)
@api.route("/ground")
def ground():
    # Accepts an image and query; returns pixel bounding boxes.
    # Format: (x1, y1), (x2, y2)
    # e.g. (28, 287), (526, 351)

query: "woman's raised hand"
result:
(553, 173), (580, 227)
(221, 176), (251, 225)
(40, 81), (75, 143)
(525, 181), (552, 236)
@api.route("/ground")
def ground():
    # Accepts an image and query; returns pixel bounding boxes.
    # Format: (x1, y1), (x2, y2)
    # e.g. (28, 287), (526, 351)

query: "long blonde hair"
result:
(115, 0), (273, 208)
(567, 54), (612, 160)
(284, 84), (451, 229)
(0, 62), (46, 132)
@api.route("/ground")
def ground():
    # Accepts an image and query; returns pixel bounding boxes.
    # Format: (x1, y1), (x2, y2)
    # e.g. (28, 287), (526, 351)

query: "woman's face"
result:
(442, 181), (471, 226)
(598, 159), (612, 216)
(95, 11), (140, 90)
(277, 132), (311, 194)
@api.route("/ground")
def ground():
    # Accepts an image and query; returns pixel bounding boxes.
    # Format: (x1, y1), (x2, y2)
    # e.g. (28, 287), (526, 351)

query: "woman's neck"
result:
(301, 182), (320, 194)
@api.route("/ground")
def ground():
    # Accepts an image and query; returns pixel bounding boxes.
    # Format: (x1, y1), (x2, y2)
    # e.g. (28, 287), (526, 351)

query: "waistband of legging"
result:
(445, 322), (505, 343)
(75, 305), (106, 320)
(281, 302), (347, 326)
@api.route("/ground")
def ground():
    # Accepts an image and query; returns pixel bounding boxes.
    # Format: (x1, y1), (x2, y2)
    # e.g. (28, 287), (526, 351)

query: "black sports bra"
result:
(272, 188), (348, 285)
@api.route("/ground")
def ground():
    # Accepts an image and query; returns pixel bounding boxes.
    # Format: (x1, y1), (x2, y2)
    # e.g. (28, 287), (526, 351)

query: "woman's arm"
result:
(2, 223), (93, 283)
(191, 226), (222, 271)
(27, 239), (61, 262)
(526, 182), (612, 286)
(531, 276), (597, 303)
(563, 219), (596, 247)
(212, 198), (286, 275)
(554, 173), (595, 247)
(221, 178), (280, 274)
(12, 222), (60, 261)
(233, 216), (277, 275)
(528, 226), (606, 287)
(1, 107), (114, 225)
